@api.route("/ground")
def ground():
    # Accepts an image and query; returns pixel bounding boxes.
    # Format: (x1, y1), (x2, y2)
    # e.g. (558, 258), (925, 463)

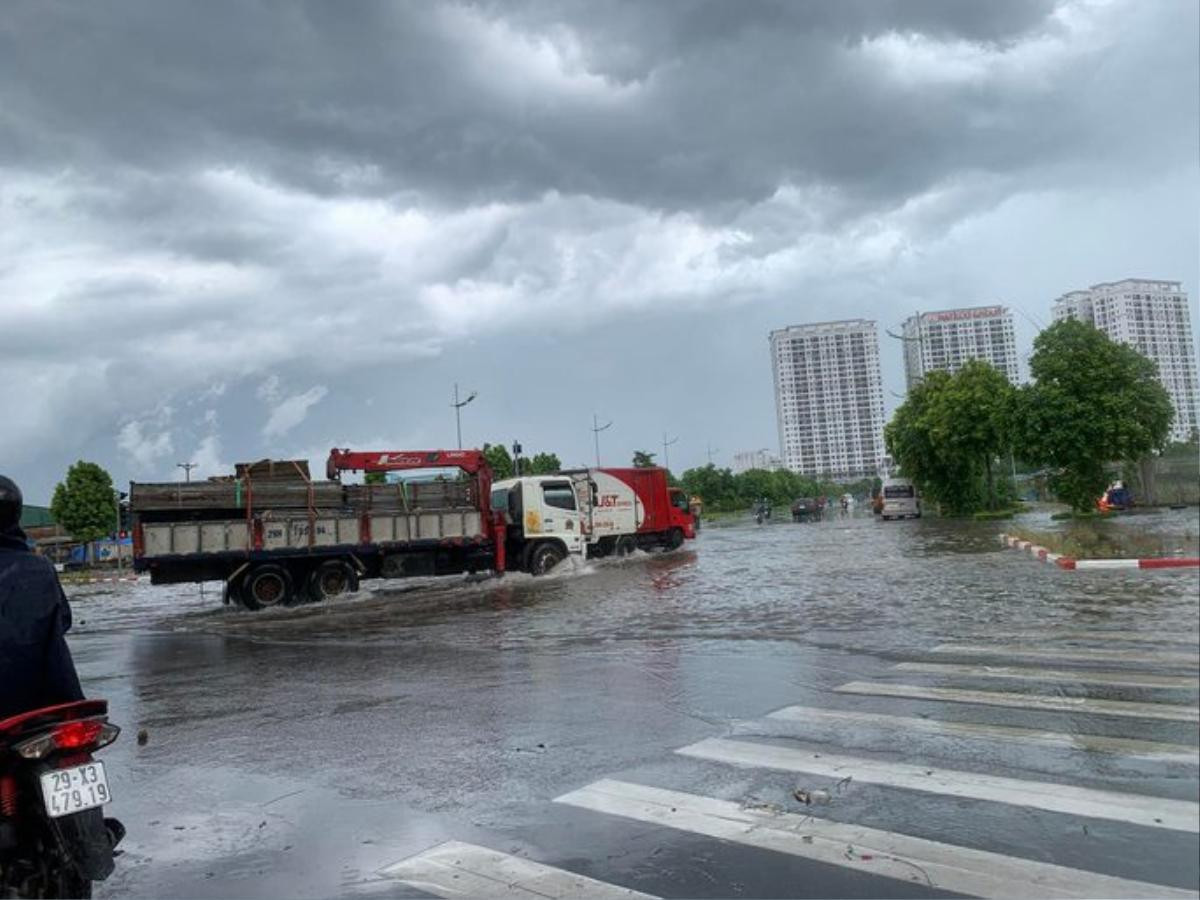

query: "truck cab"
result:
(492, 476), (589, 573)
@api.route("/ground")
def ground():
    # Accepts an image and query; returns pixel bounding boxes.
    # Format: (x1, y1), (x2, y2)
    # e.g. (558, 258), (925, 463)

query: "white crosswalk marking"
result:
(977, 630), (1200, 646)
(555, 779), (1197, 899)
(676, 737), (1200, 832)
(894, 661), (1200, 689)
(380, 840), (656, 899)
(765, 705), (1200, 764)
(933, 643), (1200, 667)
(837, 680), (1200, 722)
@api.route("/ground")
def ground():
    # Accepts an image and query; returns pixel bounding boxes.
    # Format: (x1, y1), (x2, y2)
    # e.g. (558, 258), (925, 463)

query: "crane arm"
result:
(326, 449), (492, 480)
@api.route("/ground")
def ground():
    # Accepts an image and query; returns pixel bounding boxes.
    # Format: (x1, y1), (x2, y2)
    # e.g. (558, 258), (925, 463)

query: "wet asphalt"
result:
(64, 507), (1200, 898)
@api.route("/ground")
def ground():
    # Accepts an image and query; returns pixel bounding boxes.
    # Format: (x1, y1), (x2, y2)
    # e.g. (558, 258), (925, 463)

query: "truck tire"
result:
(664, 527), (684, 550)
(615, 536), (637, 557)
(528, 542), (565, 576)
(241, 564), (293, 610)
(307, 560), (359, 603)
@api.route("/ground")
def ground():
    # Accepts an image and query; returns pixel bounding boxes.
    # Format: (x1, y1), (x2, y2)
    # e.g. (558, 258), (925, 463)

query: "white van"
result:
(880, 478), (921, 520)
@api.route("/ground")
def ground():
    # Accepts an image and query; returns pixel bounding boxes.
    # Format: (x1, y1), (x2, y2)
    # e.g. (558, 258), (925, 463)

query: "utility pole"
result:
(591, 414), (612, 467)
(662, 432), (678, 472)
(886, 311), (925, 389)
(512, 440), (522, 477)
(176, 462), (197, 482)
(706, 444), (719, 466)
(452, 383), (477, 449)
(113, 489), (123, 577)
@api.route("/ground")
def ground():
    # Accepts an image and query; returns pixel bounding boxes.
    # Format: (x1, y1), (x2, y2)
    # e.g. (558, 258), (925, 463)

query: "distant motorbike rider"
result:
(0, 475), (84, 719)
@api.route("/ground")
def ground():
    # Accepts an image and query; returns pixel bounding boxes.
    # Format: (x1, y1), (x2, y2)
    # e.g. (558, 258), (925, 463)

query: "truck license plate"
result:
(39, 761), (110, 818)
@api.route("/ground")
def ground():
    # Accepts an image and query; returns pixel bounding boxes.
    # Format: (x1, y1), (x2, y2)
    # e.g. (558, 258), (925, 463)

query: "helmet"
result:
(0, 475), (22, 531)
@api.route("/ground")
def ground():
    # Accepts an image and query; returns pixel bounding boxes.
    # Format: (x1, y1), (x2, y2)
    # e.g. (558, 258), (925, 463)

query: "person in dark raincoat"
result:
(0, 475), (84, 720)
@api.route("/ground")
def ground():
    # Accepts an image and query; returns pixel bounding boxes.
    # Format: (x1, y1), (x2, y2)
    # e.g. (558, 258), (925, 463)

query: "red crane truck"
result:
(131, 449), (695, 609)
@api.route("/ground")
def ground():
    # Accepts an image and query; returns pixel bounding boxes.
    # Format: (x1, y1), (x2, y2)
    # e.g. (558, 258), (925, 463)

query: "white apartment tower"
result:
(902, 305), (1020, 390)
(732, 449), (781, 474)
(770, 319), (886, 480)
(1052, 279), (1199, 442)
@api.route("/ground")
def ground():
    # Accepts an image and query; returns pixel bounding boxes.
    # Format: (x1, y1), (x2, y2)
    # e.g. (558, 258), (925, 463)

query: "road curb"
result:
(999, 534), (1199, 572)
(59, 574), (141, 585)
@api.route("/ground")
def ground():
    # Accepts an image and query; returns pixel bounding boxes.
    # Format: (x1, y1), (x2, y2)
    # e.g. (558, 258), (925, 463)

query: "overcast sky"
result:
(3, 0), (1197, 502)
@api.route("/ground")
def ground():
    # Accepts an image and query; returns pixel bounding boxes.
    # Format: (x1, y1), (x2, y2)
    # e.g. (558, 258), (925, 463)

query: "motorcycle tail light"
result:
(13, 719), (120, 760)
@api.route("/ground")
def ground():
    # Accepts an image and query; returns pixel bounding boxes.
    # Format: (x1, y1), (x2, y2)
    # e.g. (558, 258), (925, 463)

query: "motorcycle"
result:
(0, 700), (124, 898)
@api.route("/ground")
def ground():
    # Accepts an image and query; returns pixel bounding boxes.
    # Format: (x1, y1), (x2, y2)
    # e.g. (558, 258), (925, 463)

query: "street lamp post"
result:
(452, 383), (478, 450)
(886, 311), (925, 389)
(706, 444), (719, 466)
(176, 462), (197, 482)
(662, 432), (678, 472)
(591, 414), (612, 467)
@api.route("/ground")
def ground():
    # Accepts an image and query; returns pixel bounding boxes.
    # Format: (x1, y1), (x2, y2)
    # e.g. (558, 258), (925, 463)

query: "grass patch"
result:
(973, 508), (1019, 520)
(1007, 524), (1181, 560)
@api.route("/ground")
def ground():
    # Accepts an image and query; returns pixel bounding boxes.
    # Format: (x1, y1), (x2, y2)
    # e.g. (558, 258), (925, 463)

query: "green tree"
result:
(482, 443), (514, 479)
(1016, 319), (1173, 511)
(51, 461), (117, 541)
(527, 452), (562, 475)
(932, 360), (1017, 510)
(885, 371), (980, 515)
(632, 450), (656, 468)
(363, 471), (387, 485)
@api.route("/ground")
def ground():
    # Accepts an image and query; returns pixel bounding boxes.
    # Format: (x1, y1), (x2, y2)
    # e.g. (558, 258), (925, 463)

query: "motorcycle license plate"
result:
(39, 761), (111, 818)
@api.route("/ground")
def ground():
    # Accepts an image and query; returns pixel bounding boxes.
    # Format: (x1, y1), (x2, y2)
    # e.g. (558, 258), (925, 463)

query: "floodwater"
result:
(64, 508), (1199, 898)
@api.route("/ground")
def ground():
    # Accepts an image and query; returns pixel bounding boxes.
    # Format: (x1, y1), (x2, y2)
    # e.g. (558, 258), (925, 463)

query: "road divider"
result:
(555, 779), (1197, 898)
(836, 681), (1199, 722)
(380, 840), (655, 899)
(765, 705), (1200, 764)
(999, 533), (1200, 571)
(675, 738), (1200, 833)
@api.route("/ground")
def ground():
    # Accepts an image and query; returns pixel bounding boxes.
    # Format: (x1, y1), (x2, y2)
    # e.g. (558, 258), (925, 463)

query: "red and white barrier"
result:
(999, 534), (1199, 571)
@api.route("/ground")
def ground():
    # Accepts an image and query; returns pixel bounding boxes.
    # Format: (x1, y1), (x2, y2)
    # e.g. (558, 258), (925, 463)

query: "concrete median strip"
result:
(380, 840), (656, 898)
(932, 643), (1200, 668)
(555, 779), (1197, 898)
(998, 533), (1200, 571)
(837, 680), (1199, 722)
(676, 737), (1200, 833)
(894, 661), (1200, 690)
(765, 705), (1200, 764)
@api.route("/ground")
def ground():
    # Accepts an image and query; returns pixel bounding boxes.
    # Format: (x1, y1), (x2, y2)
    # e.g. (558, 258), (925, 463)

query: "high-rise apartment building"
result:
(1052, 279), (1198, 442)
(770, 319), (886, 480)
(902, 305), (1020, 390)
(732, 449), (781, 474)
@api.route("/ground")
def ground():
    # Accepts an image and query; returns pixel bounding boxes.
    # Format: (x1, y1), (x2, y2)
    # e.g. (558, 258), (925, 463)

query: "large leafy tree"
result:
(51, 461), (117, 541)
(527, 452), (562, 475)
(1016, 320), (1172, 511)
(632, 450), (656, 468)
(481, 443), (514, 479)
(932, 360), (1017, 510)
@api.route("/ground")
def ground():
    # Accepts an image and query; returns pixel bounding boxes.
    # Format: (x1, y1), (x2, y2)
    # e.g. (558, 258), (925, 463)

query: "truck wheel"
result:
(664, 528), (684, 551)
(307, 560), (359, 603)
(241, 564), (293, 610)
(528, 542), (565, 576)
(615, 536), (637, 557)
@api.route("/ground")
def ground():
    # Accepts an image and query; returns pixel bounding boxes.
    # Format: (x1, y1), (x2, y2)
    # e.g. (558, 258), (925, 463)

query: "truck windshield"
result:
(884, 484), (915, 499)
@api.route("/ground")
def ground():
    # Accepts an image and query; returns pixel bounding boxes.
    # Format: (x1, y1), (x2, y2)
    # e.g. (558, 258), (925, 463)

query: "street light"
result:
(591, 414), (612, 467)
(886, 311), (925, 387)
(706, 443), (720, 466)
(452, 383), (477, 450)
(176, 462), (197, 482)
(662, 432), (678, 471)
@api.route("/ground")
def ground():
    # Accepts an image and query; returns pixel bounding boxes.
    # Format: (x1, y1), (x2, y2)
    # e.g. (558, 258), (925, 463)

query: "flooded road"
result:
(68, 509), (1199, 898)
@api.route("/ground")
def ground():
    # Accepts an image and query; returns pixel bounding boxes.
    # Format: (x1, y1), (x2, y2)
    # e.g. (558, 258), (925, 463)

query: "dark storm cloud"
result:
(1, 0), (1153, 219)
